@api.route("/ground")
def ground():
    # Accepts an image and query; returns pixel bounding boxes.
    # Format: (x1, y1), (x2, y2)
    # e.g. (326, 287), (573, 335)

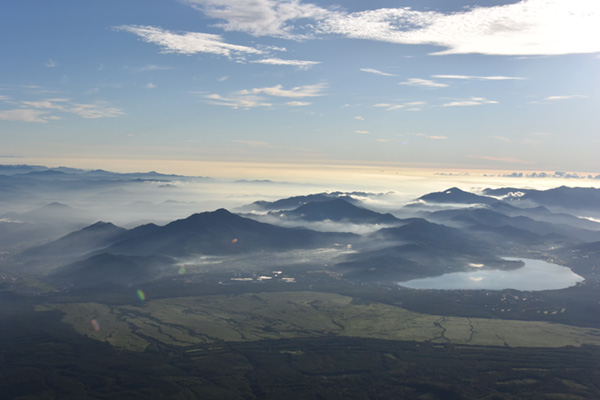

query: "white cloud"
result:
(145, 83), (157, 89)
(429, 136), (447, 140)
(491, 136), (511, 142)
(373, 101), (426, 111)
(0, 109), (49, 123)
(355, 130), (369, 134)
(238, 83), (327, 98)
(442, 97), (498, 107)
(134, 64), (173, 72)
(286, 101), (311, 106)
(399, 78), (448, 88)
(68, 103), (125, 119)
(8, 98), (123, 120)
(353, 116), (364, 120)
(44, 59), (57, 68)
(545, 95), (588, 101)
(204, 93), (273, 109)
(374, 103), (403, 111)
(21, 99), (69, 110)
(183, 1), (600, 56)
(433, 74), (525, 80)
(115, 25), (263, 57)
(319, 0), (600, 56)
(205, 83), (325, 109)
(360, 68), (397, 77)
(182, 0), (330, 38)
(251, 58), (320, 68)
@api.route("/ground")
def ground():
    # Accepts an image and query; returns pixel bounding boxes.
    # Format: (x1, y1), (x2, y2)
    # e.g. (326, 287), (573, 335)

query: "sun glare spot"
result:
(90, 319), (100, 332)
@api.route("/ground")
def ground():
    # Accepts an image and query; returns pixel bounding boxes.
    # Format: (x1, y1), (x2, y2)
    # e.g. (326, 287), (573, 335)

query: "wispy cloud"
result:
(66, 103), (125, 119)
(491, 136), (511, 142)
(360, 68), (397, 77)
(21, 100), (65, 110)
(286, 101), (311, 106)
(238, 83), (327, 98)
(115, 25), (263, 58)
(205, 83), (326, 109)
(403, 132), (446, 140)
(204, 93), (273, 109)
(0, 98), (124, 122)
(44, 59), (57, 68)
(353, 116), (364, 120)
(469, 155), (534, 165)
(442, 97), (497, 107)
(0, 109), (50, 123)
(251, 58), (320, 69)
(355, 130), (369, 134)
(184, 1), (600, 56)
(133, 64), (174, 72)
(373, 101), (426, 111)
(145, 83), (157, 89)
(399, 78), (448, 88)
(545, 95), (588, 101)
(182, 0), (330, 38)
(433, 74), (525, 80)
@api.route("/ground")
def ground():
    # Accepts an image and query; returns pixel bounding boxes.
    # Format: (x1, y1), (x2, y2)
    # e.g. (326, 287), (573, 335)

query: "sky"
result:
(1, 0), (599, 178)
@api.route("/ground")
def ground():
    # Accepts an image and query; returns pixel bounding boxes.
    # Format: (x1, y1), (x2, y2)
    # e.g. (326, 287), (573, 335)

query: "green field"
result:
(37, 291), (600, 352)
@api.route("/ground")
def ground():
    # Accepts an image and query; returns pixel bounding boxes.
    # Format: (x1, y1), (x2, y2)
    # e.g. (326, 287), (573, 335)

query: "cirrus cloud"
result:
(115, 25), (264, 57)
(442, 97), (497, 107)
(251, 58), (320, 68)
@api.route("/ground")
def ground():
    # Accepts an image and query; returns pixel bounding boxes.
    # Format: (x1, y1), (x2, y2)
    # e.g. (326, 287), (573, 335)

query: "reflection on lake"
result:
(398, 258), (584, 291)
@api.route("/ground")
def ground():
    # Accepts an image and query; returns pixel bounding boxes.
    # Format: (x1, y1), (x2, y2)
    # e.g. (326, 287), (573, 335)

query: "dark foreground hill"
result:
(23, 221), (127, 257)
(49, 253), (172, 287)
(100, 208), (357, 257)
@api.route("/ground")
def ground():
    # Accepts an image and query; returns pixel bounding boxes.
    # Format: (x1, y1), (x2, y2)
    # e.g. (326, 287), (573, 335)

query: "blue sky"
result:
(1, 0), (599, 176)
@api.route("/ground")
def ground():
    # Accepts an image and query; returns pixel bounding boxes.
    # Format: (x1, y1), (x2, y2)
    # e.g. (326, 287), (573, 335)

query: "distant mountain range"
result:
(240, 192), (365, 211)
(268, 198), (402, 225)
(417, 187), (497, 205)
(4, 167), (600, 289)
(0, 164), (207, 181)
(483, 186), (600, 211)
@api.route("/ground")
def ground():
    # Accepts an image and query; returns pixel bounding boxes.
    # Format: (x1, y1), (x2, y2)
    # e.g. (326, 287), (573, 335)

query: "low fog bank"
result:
(243, 213), (399, 235)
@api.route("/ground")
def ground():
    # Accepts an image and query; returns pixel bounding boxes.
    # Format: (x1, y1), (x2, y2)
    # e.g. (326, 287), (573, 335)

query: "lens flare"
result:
(178, 266), (186, 275)
(137, 289), (146, 301)
(91, 319), (100, 331)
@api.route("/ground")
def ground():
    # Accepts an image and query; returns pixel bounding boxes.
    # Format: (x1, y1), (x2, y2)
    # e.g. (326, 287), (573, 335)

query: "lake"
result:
(398, 258), (584, 291)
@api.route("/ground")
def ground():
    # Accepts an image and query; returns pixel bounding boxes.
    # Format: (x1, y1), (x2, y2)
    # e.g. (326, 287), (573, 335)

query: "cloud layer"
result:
(205, 83), (327, 109)
(182, 0), (600, 56)
(0, 98), (124, 123)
